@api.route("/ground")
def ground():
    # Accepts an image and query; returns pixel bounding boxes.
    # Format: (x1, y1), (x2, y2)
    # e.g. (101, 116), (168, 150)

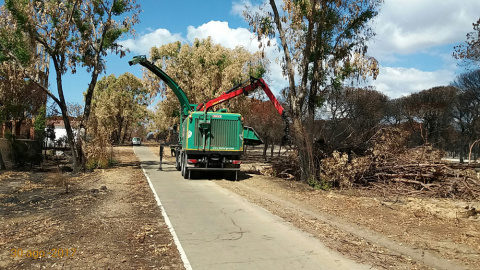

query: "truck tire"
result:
(175, 152), (181, 171)
(226, 171), (238, 181)
(180, 154), (185, 176)
(182, 154), (189, 179)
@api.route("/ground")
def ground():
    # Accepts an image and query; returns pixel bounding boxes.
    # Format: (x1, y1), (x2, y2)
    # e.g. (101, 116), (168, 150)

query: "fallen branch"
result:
(388, 178), (437, 190)
(376, 173), (436, 179)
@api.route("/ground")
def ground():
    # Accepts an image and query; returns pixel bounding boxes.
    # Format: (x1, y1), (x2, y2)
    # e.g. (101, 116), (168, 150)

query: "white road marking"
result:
(136, 148), (192, 270)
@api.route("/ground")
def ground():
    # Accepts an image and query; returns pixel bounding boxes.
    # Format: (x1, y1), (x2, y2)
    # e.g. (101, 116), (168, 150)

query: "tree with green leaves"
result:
(33, 105), (47, 142)
(243, 0), (382, 182)
(0, 0), (140, 171)
(90, 72), (149, 145)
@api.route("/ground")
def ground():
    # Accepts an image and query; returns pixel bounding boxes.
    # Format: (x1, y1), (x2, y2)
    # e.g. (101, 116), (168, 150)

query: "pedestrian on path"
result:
(159, 142), (164, 170)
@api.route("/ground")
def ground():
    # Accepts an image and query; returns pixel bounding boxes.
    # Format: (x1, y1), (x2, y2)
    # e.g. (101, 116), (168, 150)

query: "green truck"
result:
(129, 55), (286, 180)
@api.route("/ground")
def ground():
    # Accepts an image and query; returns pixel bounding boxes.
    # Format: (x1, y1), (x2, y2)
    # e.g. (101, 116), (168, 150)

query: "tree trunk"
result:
(263, 140), (269, 161)
(292, 118), (316, 183)
(53, 60), (79, 172)
(469, 139), (480, 163)
(83, 62), (101, 124)
(117, 115), (124, 144)
(0, 150), (6, 170)
(269, 0), (316, 183)
(121, 120), (130, 144)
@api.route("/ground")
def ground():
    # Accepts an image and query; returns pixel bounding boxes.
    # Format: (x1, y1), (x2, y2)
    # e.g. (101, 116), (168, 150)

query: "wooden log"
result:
(389, 178), (437, 190)
(376, 172), (436, 179)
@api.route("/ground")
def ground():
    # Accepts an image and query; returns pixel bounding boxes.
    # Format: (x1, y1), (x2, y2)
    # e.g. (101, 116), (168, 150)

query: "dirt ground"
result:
(0, 146), (184, 269)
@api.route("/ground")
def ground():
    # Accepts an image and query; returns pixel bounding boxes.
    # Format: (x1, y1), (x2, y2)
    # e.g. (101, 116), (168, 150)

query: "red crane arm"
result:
(196, 78), (285, 117)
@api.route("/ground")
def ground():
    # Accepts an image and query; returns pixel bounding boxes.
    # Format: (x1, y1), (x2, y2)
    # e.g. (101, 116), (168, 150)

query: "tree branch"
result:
(4, 49), (61, 106)
(269, 0), (297, 102)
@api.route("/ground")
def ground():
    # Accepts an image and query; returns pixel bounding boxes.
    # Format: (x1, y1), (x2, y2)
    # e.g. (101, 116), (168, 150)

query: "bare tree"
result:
(323, 86), (388, 152)
(453, 70), (480, 162)
(454, 17), (480, 67)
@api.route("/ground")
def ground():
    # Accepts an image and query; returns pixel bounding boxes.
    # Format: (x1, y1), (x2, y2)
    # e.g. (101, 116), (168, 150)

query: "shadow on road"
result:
(138, 158), (253, 181)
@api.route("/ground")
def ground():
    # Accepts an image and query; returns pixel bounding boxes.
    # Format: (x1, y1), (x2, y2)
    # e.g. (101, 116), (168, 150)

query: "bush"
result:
(320, 151), (371, 189)
(319, 128), (408, 189)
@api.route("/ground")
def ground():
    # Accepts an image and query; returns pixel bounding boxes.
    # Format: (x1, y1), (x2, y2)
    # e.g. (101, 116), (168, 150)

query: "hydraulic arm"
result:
(196, 77), (290, 143)
(196, 77), (285, 117)
(129, 55), (195, 116)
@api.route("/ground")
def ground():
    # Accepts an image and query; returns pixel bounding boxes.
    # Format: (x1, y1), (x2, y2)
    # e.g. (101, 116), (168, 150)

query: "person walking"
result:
(159, 142), (164, 170)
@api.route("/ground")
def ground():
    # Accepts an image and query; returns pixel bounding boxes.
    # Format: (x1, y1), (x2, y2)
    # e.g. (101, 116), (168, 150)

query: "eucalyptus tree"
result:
(0, 0), (140, 171)
(243, 0), (382, 181)
(90, 72), (149, 145)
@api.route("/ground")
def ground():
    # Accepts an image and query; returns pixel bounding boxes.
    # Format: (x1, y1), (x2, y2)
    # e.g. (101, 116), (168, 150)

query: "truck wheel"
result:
(180, 154), (185, 176)
(175, 153), (181, 171)
(226, 171), (238, 181)
(182, 155), (189, 179)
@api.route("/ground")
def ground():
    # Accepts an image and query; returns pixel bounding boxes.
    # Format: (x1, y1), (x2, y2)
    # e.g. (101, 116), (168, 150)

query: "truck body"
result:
(178, 110), (244, 179)
(129, 55), (284, 180)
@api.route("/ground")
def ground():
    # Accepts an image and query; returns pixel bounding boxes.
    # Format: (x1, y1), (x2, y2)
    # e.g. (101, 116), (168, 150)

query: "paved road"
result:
(134, 146), (372, 270)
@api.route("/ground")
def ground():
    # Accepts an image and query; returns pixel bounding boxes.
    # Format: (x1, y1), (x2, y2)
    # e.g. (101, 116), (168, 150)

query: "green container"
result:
(182, 111), (244, 153)
(243, 126), (263, 146)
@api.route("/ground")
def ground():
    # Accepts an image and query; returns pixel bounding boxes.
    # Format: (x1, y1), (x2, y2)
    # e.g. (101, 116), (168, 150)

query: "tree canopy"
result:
(243, 0), (383, 181)
(85, 72), (148, 167)
(454, 17), (480, 67)
(90, 72), (149, 144)
(146, 38), (268, 131)
(0, 0), (140, 171)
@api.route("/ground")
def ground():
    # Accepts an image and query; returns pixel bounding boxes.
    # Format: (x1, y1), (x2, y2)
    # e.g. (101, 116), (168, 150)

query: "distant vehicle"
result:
(132, 137), (141, 146)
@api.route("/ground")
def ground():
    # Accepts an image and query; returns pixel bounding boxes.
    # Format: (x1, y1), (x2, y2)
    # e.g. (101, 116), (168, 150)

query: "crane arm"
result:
(197, 77), (290, 144)
(129, 55), (193, 115)
(196, 77), (285, 117)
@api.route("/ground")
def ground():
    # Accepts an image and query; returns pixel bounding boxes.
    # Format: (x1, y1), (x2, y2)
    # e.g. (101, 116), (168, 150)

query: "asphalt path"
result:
(134, 146), (373, 270)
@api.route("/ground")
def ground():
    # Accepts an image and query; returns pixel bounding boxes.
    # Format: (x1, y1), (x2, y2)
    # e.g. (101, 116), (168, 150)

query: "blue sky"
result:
(44, 0), (480, 104)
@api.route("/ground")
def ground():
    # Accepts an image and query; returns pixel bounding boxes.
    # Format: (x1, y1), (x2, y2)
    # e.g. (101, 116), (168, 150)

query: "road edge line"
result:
(139, 164), (192, 270)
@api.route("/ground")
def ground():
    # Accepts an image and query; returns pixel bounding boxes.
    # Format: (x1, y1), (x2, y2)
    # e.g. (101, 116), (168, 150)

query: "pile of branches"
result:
(321, 128), (480, 200)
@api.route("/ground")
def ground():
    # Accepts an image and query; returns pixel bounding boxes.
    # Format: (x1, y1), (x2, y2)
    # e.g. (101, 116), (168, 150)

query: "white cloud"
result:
(231, 0), (281, 17)
(119, 29), (185, 55)
(366, 66), (455, 99)
(186, 21), (289, 94)
(120, 21), (289, 95)
(231, 0), (251, 17)
(186, 21), (261, 52)
(370, 0), (480, 59)
(360, 0), (479, 97)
